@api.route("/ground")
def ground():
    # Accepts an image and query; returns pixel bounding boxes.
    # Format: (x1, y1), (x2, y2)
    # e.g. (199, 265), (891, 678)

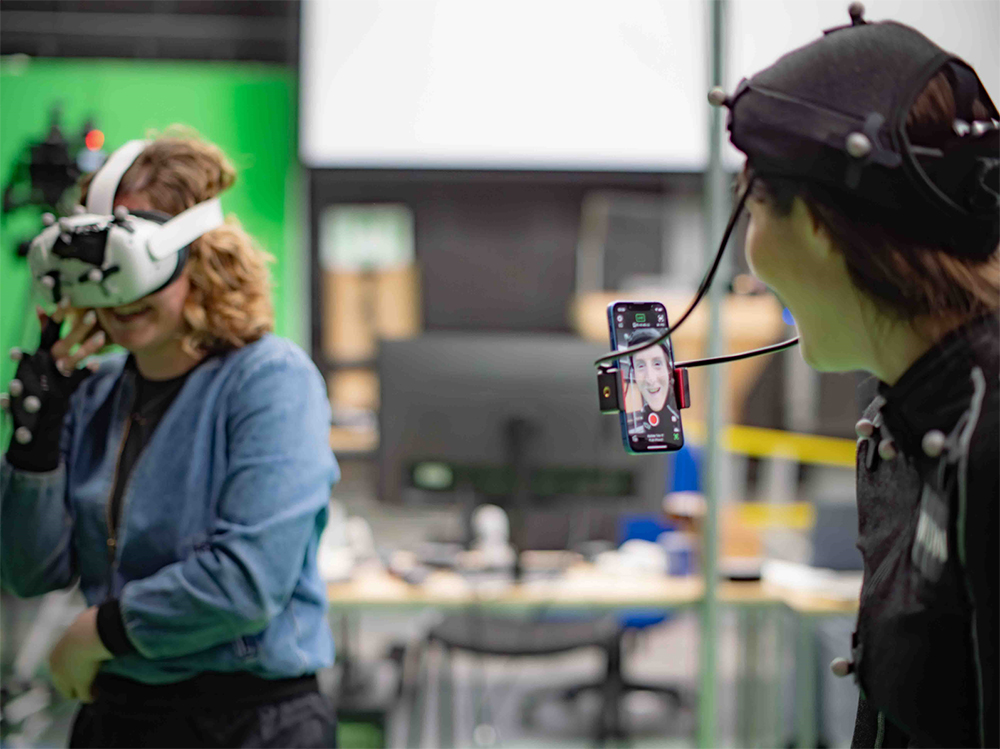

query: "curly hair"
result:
(79, 127), (274, 357)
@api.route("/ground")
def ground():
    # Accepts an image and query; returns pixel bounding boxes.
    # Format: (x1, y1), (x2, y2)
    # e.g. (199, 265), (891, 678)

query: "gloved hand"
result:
(3, 303), (105, 472)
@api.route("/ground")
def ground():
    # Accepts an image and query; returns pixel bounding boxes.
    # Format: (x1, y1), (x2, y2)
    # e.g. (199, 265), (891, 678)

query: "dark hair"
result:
(626, 328), (670, 357)
(740, 72), (999, 330)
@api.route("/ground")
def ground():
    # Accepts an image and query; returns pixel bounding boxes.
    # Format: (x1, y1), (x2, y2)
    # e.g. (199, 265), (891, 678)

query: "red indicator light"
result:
(85, 130), (105, 151)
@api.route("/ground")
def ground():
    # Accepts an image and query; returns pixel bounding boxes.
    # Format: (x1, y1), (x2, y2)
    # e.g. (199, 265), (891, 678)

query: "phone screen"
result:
(608, 302), (684, 453)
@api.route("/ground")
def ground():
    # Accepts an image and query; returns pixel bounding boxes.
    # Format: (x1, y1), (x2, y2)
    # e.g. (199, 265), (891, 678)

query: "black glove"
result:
(3, 319), (92, 472)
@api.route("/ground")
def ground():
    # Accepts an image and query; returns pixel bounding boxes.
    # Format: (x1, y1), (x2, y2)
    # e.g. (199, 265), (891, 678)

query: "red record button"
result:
(648, 412), (660, 427)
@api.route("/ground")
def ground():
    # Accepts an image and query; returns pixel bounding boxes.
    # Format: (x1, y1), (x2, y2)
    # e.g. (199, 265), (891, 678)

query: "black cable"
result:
(675, 336), (800, 368)
(593, 175), (756, 368)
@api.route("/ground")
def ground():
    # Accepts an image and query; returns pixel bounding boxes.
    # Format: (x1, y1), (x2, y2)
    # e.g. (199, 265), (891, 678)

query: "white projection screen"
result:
(300, 0), (709, 171)
(300, 0), (999, 172)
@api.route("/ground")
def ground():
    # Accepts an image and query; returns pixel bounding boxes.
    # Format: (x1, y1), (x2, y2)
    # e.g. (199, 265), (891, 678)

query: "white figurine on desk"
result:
(318, 513), (378, 582)
(467, 504), (517, 570)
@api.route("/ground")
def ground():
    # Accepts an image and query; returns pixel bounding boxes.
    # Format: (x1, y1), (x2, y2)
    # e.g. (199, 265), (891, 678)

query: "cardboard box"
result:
(322, 270), (376, 362)
(327, 369), (380, 412)
(374, 265), (422, 340)
(322, 265), (422, 362)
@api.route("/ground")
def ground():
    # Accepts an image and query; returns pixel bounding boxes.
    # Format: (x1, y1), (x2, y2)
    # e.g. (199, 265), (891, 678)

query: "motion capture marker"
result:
(9, 347), (22, 362)
(0, 393), (9, 410)
(854, 418), (874, 438)
(971, 120), (995, 137)
(23, 395), (41, 414)
(60, 233), (72, 244)
(848, 2), (865, 24)
(87, 268), (104, 283)
(114, 205), (130, 221)
(14, 427), (32, 445)
(473, 724), (498, 747)
(707, 87), (729, 107)
(8, 379), (23, 398)
(953, 119), (971, 137)
(922, 429), (946, 458)
(73, 205), (87, 215)
(41, 276), (56, 289)
(830, 657), (854, 677)
(846, 132), (872, 158)
(42, 213), (56, 227)
(878, 438), (897, 461)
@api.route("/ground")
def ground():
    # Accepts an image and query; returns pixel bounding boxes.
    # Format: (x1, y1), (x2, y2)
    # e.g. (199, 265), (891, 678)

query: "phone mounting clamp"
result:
(597, 363), (690, 415)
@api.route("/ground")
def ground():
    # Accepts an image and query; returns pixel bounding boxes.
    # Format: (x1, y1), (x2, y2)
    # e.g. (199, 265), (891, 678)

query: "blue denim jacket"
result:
(1, 334), (339, 684)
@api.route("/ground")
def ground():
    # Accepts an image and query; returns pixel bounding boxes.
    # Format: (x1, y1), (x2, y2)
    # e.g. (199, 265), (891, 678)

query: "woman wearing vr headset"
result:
(720, 5), (998, 746)
(0, 132), (339, 747)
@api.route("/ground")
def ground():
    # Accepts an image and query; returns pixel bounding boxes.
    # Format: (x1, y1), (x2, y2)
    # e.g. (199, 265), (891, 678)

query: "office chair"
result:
(518, 512), (689, 742)
(520, 447), (701, 739)
(424, 607), (641, 746)
(422, 511), (691, 746)
(418, 443), (698, 746)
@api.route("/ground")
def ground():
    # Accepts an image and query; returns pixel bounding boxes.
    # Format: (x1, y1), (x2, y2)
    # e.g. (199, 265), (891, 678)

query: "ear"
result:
(790, 195), (837, 262)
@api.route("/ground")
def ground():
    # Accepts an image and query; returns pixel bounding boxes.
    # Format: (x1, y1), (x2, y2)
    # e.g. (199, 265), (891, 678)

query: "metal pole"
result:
(699, 1), (729, 747)
(795, 615), (819, 748)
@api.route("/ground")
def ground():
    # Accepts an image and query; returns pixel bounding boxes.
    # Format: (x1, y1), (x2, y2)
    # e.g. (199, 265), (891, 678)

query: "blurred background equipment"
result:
(2, 109), (106, 254)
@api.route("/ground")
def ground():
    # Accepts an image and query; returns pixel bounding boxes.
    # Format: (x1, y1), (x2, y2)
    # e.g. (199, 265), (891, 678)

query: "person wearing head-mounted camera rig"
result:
(0, 132), (339, 747)
(708, 4), (998, 746)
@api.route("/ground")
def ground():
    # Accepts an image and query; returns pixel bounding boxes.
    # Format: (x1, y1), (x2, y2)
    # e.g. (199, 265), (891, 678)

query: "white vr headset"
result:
(27, 139), (225, 308)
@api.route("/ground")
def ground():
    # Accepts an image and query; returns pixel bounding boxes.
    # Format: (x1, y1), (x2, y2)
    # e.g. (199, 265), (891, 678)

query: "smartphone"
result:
(607, 301), (684, 454)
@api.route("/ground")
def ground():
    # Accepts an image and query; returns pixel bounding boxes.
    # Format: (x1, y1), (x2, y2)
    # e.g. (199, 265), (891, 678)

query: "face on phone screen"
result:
(610, 303), (684, 451)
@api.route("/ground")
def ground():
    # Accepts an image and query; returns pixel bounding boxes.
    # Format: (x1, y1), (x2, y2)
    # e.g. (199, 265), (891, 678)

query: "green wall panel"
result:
(0, 57), (302, 443)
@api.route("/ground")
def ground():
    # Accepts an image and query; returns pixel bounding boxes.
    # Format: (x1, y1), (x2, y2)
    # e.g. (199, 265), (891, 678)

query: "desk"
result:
(326, 567), (853, 615)
(327, 568), (774, 609)
(769, 583), (858, 749)
(327, 568), (856, 748)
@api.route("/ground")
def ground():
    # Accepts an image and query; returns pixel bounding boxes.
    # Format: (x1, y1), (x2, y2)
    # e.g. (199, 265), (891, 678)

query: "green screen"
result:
(0, 57), (303, 443)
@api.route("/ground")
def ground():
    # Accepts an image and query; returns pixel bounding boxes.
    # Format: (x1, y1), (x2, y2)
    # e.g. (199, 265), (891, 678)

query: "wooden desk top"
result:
(765, 583), (861, 615)
(326, 567), (858, 614)
(327, 568), (706, 608)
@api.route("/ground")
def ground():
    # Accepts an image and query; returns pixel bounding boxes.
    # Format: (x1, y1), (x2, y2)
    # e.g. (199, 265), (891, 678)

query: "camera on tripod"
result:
(3, 108), (107, 257)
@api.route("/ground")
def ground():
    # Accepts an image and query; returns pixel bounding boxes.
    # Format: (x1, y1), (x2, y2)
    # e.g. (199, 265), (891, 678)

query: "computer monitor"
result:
(378, 333), (667, 544)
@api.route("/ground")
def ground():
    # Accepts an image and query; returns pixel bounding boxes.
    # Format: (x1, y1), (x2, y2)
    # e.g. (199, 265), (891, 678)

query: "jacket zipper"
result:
(105, 367), (139, 594)
(105, 414), (133, 577)
(859, 539), (900, 606)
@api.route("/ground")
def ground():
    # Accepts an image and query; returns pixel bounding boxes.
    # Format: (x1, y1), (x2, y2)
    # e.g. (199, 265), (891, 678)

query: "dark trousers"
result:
(69, 691), (337, 748)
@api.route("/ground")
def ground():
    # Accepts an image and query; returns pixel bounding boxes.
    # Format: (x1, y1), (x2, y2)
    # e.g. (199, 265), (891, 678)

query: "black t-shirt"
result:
(107, 361), (194, 542)
(98, 357), (205, 656)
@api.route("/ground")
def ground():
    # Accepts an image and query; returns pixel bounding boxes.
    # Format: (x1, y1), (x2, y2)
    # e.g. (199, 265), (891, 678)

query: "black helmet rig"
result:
(723, 1), (999, 259)
(595, 2), (998, 377)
